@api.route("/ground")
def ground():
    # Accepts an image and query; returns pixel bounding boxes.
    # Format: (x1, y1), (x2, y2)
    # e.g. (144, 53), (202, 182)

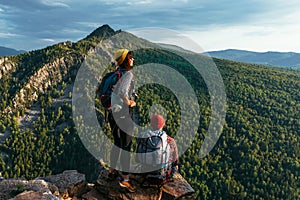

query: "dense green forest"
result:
(0, 25), (299, 199)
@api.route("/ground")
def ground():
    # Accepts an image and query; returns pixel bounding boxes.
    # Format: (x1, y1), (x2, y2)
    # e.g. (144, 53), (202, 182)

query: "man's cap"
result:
(150, 114), (165, 130)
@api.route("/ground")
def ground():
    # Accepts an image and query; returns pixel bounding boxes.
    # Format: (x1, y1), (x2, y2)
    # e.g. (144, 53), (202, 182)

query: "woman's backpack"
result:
(97, 70), (122, 109)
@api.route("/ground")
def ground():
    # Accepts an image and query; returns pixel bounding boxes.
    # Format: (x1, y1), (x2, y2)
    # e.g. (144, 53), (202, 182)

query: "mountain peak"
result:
(85, 24), (118, 40)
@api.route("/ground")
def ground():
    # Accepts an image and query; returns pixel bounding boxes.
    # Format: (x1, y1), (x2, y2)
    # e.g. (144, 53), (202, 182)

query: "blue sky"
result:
(0, 0), (300, 53)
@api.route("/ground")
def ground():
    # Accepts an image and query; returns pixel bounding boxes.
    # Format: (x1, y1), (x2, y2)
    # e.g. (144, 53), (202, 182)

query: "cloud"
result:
(183, 23), (300, 53)
(41, 38), (56, 42)
(172, 0), (188, 3)
(0, 0), (71, 11)
(126, 0), (152, 5)
(0, 0), (299, 52)
(0, 32), (18, 37)
(41, 0), (71, 8)
(129, 27), (204, 52)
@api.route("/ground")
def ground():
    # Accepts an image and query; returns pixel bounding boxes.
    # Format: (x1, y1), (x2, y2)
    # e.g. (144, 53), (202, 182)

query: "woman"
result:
(108, 49), (136, 193)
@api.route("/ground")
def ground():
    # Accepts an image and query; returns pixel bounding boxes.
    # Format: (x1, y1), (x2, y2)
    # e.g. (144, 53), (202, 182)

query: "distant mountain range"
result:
(203, 49), (300, 69)
(0, 46), (26, 56)
(2, 44), (300, 70)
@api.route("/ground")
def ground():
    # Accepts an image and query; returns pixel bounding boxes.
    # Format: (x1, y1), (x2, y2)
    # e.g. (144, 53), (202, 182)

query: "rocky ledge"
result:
(0, 170), (194, 200)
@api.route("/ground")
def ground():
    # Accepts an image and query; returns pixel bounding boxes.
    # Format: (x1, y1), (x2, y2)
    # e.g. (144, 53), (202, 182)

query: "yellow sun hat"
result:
(114, 49), (129, 65)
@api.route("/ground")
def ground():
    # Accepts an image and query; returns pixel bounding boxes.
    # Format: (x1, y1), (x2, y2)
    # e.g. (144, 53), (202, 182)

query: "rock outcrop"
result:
(0, 178), (59, 200)
(0, 170), (194, 200)
(94, 169), (195, 200)
(7, 55), (83, 113)
(0, 57), (16, 80)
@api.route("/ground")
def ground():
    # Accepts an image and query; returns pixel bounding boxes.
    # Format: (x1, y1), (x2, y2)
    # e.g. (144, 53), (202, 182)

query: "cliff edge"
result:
(0, 170), (194, 200)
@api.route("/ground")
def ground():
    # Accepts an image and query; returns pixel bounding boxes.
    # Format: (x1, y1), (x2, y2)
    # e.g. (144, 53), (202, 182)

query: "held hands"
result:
(129, 100), (136, 107)
(124, 96), (136, 107)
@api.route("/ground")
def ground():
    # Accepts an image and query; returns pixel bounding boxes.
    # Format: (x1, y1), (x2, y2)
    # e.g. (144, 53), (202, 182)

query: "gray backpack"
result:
(136, 130), (170, 166)
(136, 130), (175, 186)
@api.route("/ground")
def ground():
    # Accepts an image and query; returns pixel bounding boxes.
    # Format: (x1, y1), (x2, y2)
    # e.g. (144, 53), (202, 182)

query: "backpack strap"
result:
(110, 70), (122, 91)
(104, 108), (109, 123)
(157, 130), (164, 137)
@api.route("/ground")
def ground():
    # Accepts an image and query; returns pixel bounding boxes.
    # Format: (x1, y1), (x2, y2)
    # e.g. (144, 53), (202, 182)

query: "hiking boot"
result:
(119, 180), (136, 193)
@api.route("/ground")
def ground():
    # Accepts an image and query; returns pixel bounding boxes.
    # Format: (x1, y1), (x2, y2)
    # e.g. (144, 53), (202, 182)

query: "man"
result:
(136, 114), (179, 185)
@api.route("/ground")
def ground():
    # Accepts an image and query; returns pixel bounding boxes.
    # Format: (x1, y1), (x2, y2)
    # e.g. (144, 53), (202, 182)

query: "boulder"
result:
(0, 179), (58, 199)
(10, 191), (59, 200)
(43, 170), (88, 198)
(161, 173), (195, 199)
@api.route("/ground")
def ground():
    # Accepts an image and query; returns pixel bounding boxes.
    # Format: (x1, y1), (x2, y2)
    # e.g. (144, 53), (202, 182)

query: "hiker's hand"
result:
(125, 97), (136, 107)
(129, 100), (136, 107)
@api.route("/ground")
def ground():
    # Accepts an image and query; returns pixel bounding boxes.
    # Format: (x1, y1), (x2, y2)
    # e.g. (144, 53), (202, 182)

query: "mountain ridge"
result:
(203, 49), (300, 69)
(0, 46), (26, 56)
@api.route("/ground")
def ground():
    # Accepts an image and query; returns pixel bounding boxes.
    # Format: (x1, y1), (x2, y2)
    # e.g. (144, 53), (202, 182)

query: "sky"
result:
(0, 0), (300, 53)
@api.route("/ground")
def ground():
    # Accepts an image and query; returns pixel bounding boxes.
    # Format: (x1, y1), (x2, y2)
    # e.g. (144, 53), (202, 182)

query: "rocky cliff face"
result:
(0, 170), (194, 200)
(0, 57), (17, 80)
(3, 54), (84, 114)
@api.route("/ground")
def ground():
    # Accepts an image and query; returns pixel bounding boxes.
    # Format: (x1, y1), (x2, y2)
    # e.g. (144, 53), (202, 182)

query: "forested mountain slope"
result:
(0, 25), (299, 199)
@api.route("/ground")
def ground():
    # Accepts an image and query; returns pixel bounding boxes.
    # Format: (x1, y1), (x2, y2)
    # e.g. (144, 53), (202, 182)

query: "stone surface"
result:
(0, 179), (57, 200)
(43, 170), (89, 198)
(95, 169), (194, 200)
(10, 191), (59, 200)
(161, 173), (195, 200)
(0, 170), (194, 200)
(82, 189), (108, 200)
